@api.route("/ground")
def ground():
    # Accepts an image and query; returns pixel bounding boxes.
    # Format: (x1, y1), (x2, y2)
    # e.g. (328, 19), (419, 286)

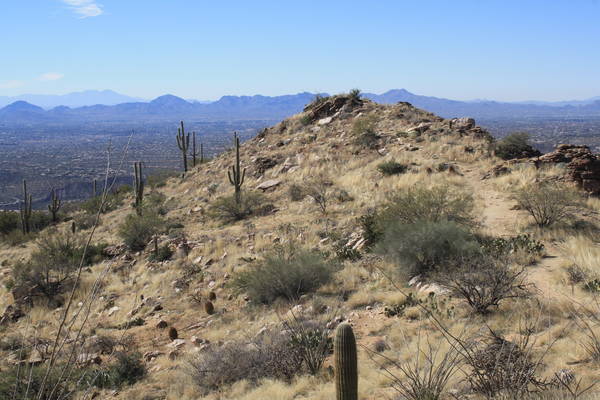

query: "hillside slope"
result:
(1, 95), (600, 400)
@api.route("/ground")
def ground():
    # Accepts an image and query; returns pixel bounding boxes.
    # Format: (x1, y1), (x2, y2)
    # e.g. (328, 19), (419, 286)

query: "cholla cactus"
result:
(48, 188), (61, 223)
(20, 180), (32, 234)
(176, 121), (190, 172)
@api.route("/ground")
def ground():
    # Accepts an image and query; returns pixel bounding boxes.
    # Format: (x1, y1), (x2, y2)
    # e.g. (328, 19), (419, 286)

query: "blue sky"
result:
(1, 0), (599, 101)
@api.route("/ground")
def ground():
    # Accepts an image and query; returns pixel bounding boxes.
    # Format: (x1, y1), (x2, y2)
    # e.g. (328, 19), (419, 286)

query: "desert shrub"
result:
(352, 114), (379, 148)
(147, 169), (178, 188)
(92, 352), (146, 389)
(12, 231), (105, 302)
(118, 212), (165, 251)
(358, 210), (383, 251)
(0, 211), (20, 234)
(209, 191), (266, 222)
(0, 364), (74, 400)
(73, 212), (97, 230)
(149, 243), (173, 262)
(377, 160), (408, 176)
(79, 190), (125, 215)
(436, 255), (534, 314)
(283, 315), (332, 375)
(142, 191), (167, 215)
(0, 211), (53, 243)
(377, 221), (480, 277)
(378, 185), (475, 229)
(460, 330), (547, 397)
(371, 338), (461, 400)
(288, 183), (305, 201)
(300, 114), (312, 126)
(514, 183), (579, 227)
(495, 132), (541, 160)
(189, 330), (303, 393)
(302, 176), (334, 215)
(348, 88), (362, 104)
(232, 244), (339, 304)
(306, 93), (330, 109)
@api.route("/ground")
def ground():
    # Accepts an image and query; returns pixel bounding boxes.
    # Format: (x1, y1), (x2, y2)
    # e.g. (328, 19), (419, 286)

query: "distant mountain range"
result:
(0, 90), (145, 109)
(1, 89), (599, 126)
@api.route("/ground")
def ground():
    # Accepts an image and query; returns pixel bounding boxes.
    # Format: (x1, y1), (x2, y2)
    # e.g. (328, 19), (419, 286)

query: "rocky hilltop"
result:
(1, 94), (600, 399)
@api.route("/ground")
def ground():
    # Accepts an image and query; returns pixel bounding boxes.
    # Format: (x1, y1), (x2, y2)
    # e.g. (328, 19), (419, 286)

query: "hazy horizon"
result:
(2, 1), (600, 102)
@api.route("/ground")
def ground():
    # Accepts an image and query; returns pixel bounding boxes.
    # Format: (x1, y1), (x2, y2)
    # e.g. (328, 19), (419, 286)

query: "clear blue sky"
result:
(1, 0), (599, 101)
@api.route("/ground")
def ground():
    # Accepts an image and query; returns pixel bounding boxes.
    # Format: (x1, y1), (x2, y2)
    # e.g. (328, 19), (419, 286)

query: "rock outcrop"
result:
(538, 144), (600, 194)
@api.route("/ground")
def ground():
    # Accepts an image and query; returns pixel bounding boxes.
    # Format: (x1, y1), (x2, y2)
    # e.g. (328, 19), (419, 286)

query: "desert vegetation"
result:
(1, 94), (600, 399)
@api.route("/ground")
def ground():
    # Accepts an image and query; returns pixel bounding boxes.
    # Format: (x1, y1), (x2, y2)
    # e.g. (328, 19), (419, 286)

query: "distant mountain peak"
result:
(3, 101), (44, 112)
(150, 94), (190, 106)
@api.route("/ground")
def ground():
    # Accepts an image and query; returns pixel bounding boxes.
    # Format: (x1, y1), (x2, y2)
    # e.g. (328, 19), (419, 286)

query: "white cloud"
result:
(0, 80), (24, 89)
(39, 72), (65, 81)
(61, 0), (103, 18)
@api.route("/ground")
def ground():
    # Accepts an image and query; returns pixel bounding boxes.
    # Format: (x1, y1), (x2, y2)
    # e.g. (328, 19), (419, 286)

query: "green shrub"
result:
(147, 170), (178, 188)
(513, 183), (579, 227)
(0, 211), (19, 234)
(209, 191), (266, 222)
(92, 352), (146, 389)
(232, 244), (339, 304)
(352, 114), (377, 136)
(149, 243), (173, 262)
(495, 132), (541, 160)
(12, 231), (105, 302)
(288, 184), (305, 201)
(358, 210), (383, 251)
(377, 221), (480, 277)
(0, 364), (74, 399)
(378, 185), (475, 228)
(377, 161), (408, 176)
(118, 213), (165, 251)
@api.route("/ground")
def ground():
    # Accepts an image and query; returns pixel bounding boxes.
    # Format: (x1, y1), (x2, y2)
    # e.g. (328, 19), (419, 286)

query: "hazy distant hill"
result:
(1, 89), (599, 126)
(0, 90), (144, 109)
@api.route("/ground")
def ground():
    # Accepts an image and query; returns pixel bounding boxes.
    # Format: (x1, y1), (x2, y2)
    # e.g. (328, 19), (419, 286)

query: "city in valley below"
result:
(1, 115), (600, 209)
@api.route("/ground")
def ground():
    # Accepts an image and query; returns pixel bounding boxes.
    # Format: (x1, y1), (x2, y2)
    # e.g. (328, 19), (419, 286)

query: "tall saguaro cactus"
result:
(20, 179), (32, 234)
(191, 131), (204, 167)
(133, 161), (144, 215)
(176, 121), (190, 172)
(334, 323), (358, 400)
(227, 132), (246, 205)
(48, 188), (61, 223)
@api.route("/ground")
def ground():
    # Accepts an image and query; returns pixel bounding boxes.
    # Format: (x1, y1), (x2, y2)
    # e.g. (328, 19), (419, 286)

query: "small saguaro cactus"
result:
(92, 179), (97, 197)
(48, 188), (61, 223)
(191, 131), (204, 167)
(334, 323), (358, 400)
(176, 121), (190, 173)
(227, 132), (246, 205)
(20, 179), (32, 234)
(133, 161), (144, 215)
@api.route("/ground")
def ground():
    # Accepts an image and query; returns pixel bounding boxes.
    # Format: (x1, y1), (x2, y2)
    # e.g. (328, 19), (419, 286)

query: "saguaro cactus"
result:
(20, 180), (32, 234)
(227, 132), (246, 205)
(133, 161), (144, 215)
(48, 188), (61, 223)
(176, 121), (190, 172)
(92, 179), (97, 197)
(334, 323), (358, 400)
(191, 131), (204, 167)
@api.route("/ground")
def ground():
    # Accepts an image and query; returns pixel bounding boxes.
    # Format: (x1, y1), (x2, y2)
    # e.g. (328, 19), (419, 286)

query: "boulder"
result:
(451, 117), (475, 131)
(256, 179), (281, 191)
